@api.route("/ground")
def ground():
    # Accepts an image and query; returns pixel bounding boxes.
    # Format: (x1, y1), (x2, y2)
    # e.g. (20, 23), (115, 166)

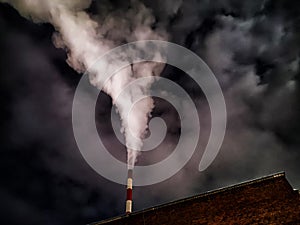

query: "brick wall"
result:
(93, 173), (300, 225)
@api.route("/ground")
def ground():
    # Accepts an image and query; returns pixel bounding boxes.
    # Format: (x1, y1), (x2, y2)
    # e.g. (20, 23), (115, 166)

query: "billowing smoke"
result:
(1, 0), (167, 169)
(2, 0), (300, 224)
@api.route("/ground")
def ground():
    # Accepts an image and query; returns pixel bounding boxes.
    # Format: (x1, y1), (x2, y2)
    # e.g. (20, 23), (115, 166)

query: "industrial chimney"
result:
(126, 169), (133, 214)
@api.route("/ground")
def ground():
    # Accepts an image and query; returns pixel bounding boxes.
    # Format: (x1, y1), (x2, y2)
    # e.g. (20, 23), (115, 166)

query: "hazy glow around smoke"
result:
(2, 0), (167, 169)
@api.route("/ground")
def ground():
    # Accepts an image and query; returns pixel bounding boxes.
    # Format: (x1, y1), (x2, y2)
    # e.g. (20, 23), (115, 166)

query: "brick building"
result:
(91, 172), (300, 224)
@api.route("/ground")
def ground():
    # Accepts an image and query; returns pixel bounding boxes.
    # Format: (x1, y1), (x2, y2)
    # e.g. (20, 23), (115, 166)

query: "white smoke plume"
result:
(1, 0), (167, 169)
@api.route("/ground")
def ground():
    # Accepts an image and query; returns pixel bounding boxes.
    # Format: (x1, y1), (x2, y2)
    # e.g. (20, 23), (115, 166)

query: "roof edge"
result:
(90, 172), (286, 225)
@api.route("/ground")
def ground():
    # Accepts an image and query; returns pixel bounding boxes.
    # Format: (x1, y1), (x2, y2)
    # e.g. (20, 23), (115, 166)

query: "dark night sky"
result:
(1, 0), (300, 225)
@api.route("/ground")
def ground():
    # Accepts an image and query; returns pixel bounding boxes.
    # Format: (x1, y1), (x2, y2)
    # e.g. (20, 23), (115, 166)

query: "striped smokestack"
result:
(126, 169), (133, 214)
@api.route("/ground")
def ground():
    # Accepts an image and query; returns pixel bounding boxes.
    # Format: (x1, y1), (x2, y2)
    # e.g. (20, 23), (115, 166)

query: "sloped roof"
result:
(91, 172), (300, 225)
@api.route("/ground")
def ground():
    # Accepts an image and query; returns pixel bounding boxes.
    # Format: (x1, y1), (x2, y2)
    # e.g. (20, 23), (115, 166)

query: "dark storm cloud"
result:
(0, 5), (126, 224)
(1, 0), (300, 225)
(139, 0), (300, 193)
